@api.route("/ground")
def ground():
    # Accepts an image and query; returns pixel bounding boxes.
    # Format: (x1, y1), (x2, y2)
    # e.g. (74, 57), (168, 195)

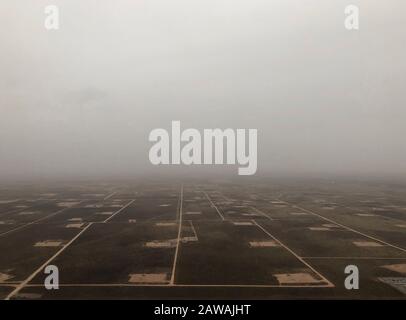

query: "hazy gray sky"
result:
(0, 0), (405, 180)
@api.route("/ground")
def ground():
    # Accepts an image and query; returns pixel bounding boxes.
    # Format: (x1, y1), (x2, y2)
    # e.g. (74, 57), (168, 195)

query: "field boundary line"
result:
(202, 191), (225, 221)
(103, 191), (118, 200)
(103, 199), (135, 223)
(303, 256), (406, 260)
(189, 220), (198, 241)
(250, 206), (274, 221)
(170, 184), (184, 285)
(22, 283), (334, 288)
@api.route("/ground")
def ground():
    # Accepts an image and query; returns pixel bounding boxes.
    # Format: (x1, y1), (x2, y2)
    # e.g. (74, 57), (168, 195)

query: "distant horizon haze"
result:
(1, 1), (405, 180)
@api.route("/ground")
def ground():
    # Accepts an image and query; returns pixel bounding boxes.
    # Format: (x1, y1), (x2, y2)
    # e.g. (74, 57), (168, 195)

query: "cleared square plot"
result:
(156, 222), (176, 227)
(0, 200), (18, 204)
(249, 241), (279, 247)
(274, 272), (323, 285)
(353, 241), (384, 247)
(242, 213), (262, 217)
(65, 223), (84, 228)
(309, 227), (331, 231)
(96, 211), (114, 216)
(233, 221), (254, 226)
(145, 239), (177, 248)
(290, 212), (308, 216)
(184, 211), (202, 215)
(128, 273), (169, 284)
(68, 218), (83, 222)
(57, 201), (81, 208)
(34, 240), (64, 247)
(18, 211), (39, 216)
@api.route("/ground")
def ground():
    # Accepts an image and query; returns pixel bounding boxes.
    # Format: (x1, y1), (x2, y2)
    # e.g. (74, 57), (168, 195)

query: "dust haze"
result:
(1, 0), (405, 181)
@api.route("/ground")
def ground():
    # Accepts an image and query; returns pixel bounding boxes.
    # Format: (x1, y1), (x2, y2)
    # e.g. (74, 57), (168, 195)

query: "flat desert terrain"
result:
(0, 179), (405, 299)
